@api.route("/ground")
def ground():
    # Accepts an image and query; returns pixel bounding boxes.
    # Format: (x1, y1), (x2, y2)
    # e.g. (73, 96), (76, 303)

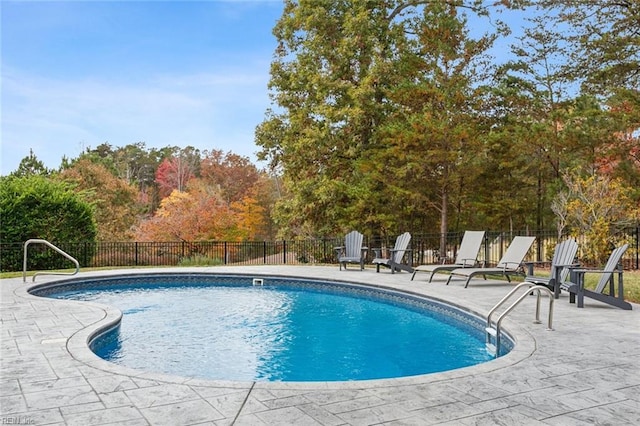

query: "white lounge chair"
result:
(411, 231), (485, 282)
(446, 236), (536, 288)
(524, 238), (579, 298)
(372, 232), (412, 273)
(562, 244), (631, 310)
(335, 230), (367, 270)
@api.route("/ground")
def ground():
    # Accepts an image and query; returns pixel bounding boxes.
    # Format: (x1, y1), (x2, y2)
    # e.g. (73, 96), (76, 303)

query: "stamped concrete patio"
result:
(1, 266), (639, 425)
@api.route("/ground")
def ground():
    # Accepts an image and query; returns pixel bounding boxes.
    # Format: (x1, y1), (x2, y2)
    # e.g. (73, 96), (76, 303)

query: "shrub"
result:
(178, 255), (224, 267)
(0, 175), (97, 271)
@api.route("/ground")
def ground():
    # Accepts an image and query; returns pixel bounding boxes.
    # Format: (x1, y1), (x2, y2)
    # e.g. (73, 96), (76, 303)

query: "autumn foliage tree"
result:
(256, 1), (518, 238)
(134, 186), (234, 242)
(378, 1), (496, 252)
(155, 155), (198, 199)
(551, 171), (636, 264)
(200, 150), (261, 204)
(134, 177), (268, 242)
(59, 158), (141, 241)
(256, 0), (399, 237)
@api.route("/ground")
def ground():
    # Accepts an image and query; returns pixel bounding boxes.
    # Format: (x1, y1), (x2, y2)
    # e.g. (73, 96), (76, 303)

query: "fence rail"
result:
(2, 228), (638, 273)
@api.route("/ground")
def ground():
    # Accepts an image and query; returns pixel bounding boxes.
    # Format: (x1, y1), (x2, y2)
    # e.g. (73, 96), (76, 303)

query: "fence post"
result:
(283, 240), (287, 264)
(484, 234), (490, 266)
(263, 241), (266, 264)
(636, 225), (639, 270)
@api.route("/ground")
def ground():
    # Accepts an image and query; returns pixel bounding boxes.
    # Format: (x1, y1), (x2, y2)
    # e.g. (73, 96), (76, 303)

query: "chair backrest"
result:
(551, 238), (579, 284)
(496, 236), (536, 269)
(391, 232), (411, 263)
(594, 244), (629, 293)
(344, 230), (364, 258)
(455, 231), (485, 266)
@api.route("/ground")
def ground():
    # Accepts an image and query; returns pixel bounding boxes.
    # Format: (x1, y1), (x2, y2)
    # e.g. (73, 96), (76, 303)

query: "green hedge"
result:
(0, 175), (97, 271)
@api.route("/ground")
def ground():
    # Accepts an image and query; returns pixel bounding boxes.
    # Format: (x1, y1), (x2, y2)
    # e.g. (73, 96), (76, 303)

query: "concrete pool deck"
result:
(1, 266), (639, 425)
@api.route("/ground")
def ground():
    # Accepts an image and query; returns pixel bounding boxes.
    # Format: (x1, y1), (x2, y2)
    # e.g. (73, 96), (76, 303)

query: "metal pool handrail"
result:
(23, 239), (80, 282)
(485, 282), (555, 356)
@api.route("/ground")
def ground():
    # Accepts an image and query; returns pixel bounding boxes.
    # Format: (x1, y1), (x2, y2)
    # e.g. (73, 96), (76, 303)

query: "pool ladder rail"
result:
(486, 282), (555, 357)
(23, 239), (80, 283)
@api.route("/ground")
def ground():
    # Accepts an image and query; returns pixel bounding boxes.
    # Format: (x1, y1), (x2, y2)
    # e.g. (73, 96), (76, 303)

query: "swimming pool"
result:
(31, 273), (513, 382)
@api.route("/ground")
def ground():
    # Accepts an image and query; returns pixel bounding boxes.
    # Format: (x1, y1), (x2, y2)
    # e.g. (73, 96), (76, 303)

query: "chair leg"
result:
(575, 273), (584, 307)
(577, 290), (584, 308)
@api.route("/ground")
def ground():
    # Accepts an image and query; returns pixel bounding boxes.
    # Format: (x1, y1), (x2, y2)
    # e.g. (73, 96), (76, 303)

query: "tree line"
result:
(254, 0), (639, 259)
(1, 0), (638, 267)
(2, 144), (279, 245)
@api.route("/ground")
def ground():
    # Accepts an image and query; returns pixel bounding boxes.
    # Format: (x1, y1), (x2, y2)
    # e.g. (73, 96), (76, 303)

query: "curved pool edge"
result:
(17, 268), (537, 390)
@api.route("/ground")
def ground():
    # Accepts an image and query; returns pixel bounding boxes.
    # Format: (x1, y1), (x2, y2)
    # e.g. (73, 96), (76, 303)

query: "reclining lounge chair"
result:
(411, 230), (485, 282)
(446, 236), (536, 288)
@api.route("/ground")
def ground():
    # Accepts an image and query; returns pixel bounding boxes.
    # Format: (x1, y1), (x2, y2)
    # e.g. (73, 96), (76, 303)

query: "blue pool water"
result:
(35, 274), (510, 381)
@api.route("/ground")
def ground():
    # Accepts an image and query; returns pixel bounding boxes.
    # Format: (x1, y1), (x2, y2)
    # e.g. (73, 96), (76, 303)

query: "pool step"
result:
(485, 327), (497, 356)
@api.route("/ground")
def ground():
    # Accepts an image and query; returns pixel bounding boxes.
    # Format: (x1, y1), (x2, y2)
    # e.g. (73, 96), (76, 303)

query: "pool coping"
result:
(2, 266), (639, 425)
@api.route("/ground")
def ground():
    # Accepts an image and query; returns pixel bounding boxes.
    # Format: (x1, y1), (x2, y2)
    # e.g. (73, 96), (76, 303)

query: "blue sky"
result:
(1, 0), (284, 175)
(1, 1), (530, 176)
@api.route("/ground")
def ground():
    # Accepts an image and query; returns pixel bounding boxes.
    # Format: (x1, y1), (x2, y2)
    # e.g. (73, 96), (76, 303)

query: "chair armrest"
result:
(524, 261), (549, 266)
(389, 248), (412, 264)
(566, 267), (620, 288)
(524, 260), (549, 275)
(459, 258), (477, 267)
(570, 268), (609, 274)
(550, 263), (580, 282)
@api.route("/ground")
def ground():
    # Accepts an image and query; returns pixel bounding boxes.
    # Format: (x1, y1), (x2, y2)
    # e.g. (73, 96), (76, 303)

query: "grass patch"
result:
(582, 270), (640, 304)
(178, 255), (223, 267)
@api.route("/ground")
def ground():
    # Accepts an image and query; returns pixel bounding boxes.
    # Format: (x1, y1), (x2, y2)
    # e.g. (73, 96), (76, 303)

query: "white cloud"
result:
(1, 64), (271, 174)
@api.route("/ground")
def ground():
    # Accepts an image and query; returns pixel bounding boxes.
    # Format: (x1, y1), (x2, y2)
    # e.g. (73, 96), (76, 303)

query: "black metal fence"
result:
(2, 228), (639, 273)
